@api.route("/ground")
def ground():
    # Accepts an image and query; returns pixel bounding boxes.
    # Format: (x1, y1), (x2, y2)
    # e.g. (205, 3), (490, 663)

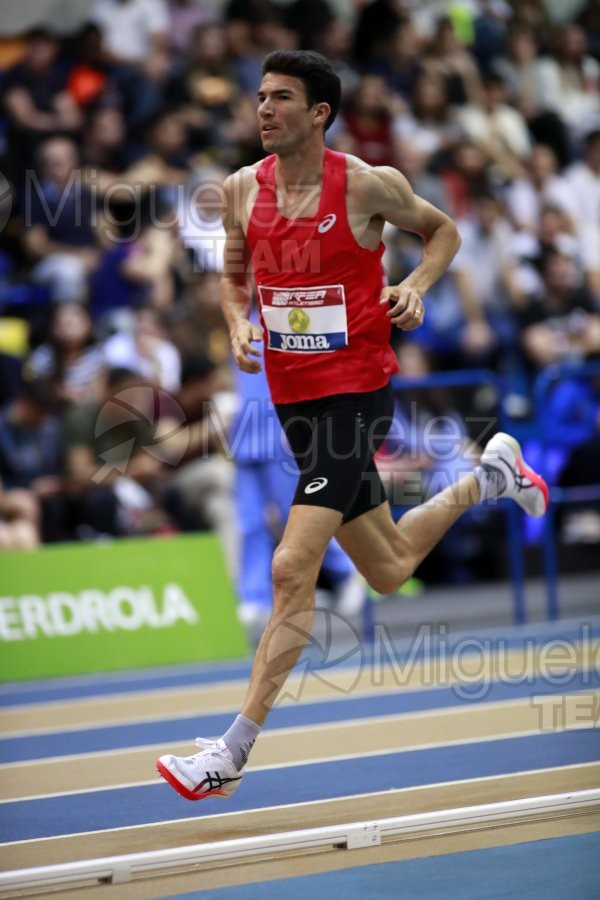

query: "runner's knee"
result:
(271, 545), (316, 606)
(365, 551), (415, 595)
(367, 567), (406, 596)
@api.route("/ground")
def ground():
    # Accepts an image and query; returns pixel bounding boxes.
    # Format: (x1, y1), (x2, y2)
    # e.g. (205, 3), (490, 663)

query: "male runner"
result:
(157, 51), (548, 801)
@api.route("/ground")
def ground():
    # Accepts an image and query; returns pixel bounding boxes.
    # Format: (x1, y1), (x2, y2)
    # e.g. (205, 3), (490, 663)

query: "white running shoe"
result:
(156, 738), (244, 801)
(480, 432), (549, 517)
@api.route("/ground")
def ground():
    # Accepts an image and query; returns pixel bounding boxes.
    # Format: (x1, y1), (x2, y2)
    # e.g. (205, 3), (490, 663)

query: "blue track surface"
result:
(0, 621), (595, 707)
(163, 832), (600, 900)
(2, 730), (597, 843)
(2, 670), (598, 763)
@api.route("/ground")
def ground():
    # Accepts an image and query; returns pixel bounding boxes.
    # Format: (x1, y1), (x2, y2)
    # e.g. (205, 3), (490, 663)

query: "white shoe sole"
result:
(156, 755), (243, 801)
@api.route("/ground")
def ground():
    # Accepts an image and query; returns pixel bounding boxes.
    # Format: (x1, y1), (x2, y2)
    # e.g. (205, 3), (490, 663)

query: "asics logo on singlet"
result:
(305, 477), (328, 494)
(317, 213), (337, 234)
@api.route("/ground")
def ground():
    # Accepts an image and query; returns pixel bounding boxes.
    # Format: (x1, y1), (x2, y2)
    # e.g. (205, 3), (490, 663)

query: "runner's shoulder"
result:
(345, 155), (411, 208)
(224, 163), (262, 195)
(223, 164), (262, 228)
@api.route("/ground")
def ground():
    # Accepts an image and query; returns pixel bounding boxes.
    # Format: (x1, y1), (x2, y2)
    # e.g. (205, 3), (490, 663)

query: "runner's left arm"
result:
(369, 167), (461, 331)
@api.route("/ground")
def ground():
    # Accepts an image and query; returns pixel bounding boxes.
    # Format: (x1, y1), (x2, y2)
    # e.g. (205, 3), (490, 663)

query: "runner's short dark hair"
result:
(262, 50), (341, 131)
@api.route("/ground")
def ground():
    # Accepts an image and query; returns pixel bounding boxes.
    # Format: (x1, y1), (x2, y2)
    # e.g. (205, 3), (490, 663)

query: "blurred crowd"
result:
(0, 0), (599, 578)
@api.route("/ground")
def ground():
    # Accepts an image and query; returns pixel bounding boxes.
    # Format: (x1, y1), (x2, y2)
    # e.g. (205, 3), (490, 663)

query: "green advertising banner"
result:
(0, 534), (249, 681)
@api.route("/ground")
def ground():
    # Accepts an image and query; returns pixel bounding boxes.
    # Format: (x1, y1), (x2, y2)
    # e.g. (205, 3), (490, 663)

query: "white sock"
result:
(222, 715), (261, 770)
(474, 464), (507, 502)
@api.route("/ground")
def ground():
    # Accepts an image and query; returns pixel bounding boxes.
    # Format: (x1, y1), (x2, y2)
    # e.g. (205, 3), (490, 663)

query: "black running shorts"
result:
(275, 383), (394, 523)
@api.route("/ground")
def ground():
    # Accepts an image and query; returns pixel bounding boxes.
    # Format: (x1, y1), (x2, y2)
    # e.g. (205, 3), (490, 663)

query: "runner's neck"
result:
(274, 144), (326, 193)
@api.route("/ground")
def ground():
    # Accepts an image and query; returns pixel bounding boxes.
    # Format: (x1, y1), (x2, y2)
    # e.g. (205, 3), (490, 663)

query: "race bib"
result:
(259, 284), (348, 353)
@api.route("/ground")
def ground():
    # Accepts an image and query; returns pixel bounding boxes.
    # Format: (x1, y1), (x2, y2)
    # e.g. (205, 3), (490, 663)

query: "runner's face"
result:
(257, 73), (321, 153)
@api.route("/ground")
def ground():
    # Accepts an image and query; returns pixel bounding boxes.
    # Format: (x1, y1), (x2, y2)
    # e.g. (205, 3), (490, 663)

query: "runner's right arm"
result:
(220, 174), (263, 373)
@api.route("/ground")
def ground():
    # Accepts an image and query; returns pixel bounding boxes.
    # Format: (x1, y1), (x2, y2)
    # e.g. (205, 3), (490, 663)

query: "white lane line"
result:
(0, 613), (596, 700)
(0, 761), (596, 847)
(2, 651), (598, 739)
(2, 622), (597, 714)
(0, 685), (600, 756)
(0, 717), (597, 804)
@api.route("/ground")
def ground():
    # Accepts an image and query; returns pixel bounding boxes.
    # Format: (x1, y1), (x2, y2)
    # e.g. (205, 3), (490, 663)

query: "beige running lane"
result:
(1, 642), (596, 735)
(1, 693), (598, 800)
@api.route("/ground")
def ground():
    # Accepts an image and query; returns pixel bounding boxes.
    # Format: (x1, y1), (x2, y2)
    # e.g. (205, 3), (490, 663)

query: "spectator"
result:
(576, 0), (600, 63)
(225, 0), (280, 28)
(89, 0), (170, 66)
(536, 24), (600, 139)
(506, 143), (572, 233)
(492, 24), (544, 114)
(2, 27), (82, 180)
(25, 302), (105, 407)
(65, 24), (111, 110)
(167, 0), (213, 55)
(283, 0), (335, 52)
(126, 108), (191, 202)
(88, 198), (151, 328)
(511, 204), (583, 302)
(165, 24), (258, 166)
(493, 23), (570, 165)
(91, 212), (181, 325)
(335, 75), (398, 167)
(226, 17), (264, 95)
(103, 308), (182, 393)
(561, 129), (600, 298)
(440, 139), (492, 221)
(364, 19), (423, 100)
(457, 72), (531, 180)
(520, 251), (600, 370)
(394, 73), (461, 160)
(451, 191), (524, 365)
(0, 486), (39, 550)
(80, 105), (131, 177)
(60, 367), (170, 537)
(21, 136), (100, 303)
(422, 15), (483, 106)
(0, 352), (22, 406)
(89, 0), (172, 128)
(313, 20), (358, 97)
(169, 271), (232, 370)
(352, 0), (405, 67)
(395, 141), (450, 211)
(0, 377), (63, 547)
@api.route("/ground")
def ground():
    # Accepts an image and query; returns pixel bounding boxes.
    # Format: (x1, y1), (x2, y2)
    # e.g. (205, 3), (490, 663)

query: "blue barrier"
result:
(533, 362), (600, 620)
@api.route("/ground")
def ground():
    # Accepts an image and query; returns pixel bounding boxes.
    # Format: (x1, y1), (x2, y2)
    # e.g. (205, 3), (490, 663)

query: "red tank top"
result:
(246, 148), (399, 404)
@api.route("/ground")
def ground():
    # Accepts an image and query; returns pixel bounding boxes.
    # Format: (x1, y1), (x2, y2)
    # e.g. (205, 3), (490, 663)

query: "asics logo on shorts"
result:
(305, 477), (328, 494)
(317, 214), (336, 234)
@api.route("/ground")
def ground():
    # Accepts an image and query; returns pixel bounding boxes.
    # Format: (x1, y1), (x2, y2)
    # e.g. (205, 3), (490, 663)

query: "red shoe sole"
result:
(515, 454), (550, 513)
(156, 760), (227, 801)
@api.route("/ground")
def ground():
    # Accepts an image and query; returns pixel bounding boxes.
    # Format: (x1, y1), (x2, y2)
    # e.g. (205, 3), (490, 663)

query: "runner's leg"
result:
(239, 502), (342, 725)
(336, 474), (480, 594)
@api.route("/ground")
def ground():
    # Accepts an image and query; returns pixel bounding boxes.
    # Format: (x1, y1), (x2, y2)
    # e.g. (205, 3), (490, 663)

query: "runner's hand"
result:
(231, 319), (263, 373)
(381, 283), (424, 331)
